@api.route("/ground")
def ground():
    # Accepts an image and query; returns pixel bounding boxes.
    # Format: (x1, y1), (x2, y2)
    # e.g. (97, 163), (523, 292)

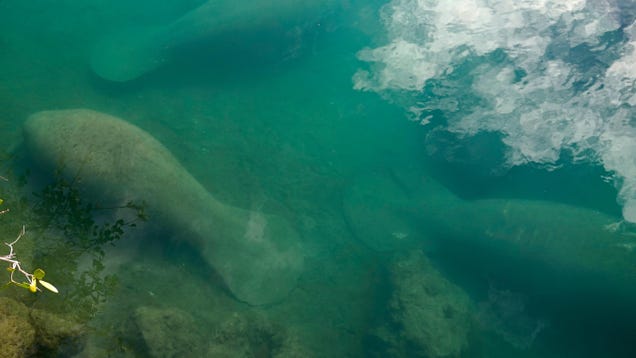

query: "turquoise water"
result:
(1, 0), (636, 356)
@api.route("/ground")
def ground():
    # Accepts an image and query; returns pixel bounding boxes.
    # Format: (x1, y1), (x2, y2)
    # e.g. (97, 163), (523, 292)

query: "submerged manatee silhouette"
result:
(23, 109), (303, 305)
(344, 169), (636, 296)
(90, 0), (335, 82)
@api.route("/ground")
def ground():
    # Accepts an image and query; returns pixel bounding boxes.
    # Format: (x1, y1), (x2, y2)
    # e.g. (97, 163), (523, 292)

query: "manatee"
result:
(343, 171), (427, 252)
(90, 0), (336, 81)
(345, 169), (636, 296)
(23, 108), (303, 306)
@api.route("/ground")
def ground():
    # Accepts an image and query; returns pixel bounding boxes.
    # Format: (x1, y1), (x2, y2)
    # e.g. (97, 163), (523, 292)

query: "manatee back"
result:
(23, 109), (200, 207)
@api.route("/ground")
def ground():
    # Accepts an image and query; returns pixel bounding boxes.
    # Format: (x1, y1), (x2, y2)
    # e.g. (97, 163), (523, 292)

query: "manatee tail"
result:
(199, 208), (304, 306)
(90, 26), (169, 82)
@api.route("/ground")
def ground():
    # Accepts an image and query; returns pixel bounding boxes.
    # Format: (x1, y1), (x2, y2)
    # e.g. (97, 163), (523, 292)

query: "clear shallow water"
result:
(1, 0), (636, 357)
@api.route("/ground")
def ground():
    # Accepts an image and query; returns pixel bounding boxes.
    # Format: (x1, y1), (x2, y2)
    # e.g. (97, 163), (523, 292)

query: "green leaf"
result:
(33, 268), (45, 280)
(15, 282), (30, 289)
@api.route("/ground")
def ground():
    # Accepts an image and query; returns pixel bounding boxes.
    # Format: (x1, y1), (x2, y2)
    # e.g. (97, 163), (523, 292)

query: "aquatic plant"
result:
(1, 175), (58, 295)
(28, 171), (146, 321)
(1, 167), (145, 322)
(2, 225), (58, 294)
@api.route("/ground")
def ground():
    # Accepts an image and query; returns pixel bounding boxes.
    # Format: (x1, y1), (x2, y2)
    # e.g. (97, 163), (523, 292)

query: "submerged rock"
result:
(0, 297), (36, 358)
(476, 287), (548, 350)
(208, 312), (309, 357)
(23, 108), (304, 306)
(29, 307), (83, 351)
(380, 251), (474, 357)
(0, 297), (82, 356)
(125, 307), (308, 357)
(132, 306), (202, 357)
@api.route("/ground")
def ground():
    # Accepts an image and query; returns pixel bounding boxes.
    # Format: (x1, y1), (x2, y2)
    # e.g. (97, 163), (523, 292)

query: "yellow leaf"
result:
(29, 279), (37, 293)
(38, 280), (58, 293)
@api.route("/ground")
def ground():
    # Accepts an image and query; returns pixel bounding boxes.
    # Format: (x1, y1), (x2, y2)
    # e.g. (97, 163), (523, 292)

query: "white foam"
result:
(354, 0), (597, 93)
(354, 0), (636, 221)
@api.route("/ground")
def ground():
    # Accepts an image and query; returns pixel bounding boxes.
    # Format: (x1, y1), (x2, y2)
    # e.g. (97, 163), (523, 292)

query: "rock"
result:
(476, 287), (548, 350)
(23, 109), (303, 306)
(0, 297), (36, 358)
(376, 251), (474, 357)
(133, 306), (202, 358)
(0, 297), (83, 357)
(29, 307), (83, 350)
(122, 307), (307, 357)
(208, 312), (309, 357)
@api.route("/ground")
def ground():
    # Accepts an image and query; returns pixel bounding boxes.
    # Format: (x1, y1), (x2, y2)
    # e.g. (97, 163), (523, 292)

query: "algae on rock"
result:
(0, 297), (82, 357)
(372, 251), (474, 358)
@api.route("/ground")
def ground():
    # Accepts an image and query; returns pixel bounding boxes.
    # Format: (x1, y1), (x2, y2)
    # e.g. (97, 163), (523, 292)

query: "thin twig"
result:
(1, 226), (37, 289)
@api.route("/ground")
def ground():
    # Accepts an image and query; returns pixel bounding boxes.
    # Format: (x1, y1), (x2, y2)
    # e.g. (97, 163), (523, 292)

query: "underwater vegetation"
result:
(0, 163), (145, 355)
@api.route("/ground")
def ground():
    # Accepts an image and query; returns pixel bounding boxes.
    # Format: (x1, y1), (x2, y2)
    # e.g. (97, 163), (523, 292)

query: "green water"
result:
(1, 1), (636, 357)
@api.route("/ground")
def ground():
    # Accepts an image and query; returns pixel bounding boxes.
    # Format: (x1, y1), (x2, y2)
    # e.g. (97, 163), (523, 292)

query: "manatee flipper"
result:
(199, 209), (304, 305)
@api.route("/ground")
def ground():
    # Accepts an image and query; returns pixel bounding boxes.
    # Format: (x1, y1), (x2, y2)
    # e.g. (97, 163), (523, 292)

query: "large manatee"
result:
(90, 0), (336, 82)
(345, 169), (636, 301)
(23, 108), (303, 306)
